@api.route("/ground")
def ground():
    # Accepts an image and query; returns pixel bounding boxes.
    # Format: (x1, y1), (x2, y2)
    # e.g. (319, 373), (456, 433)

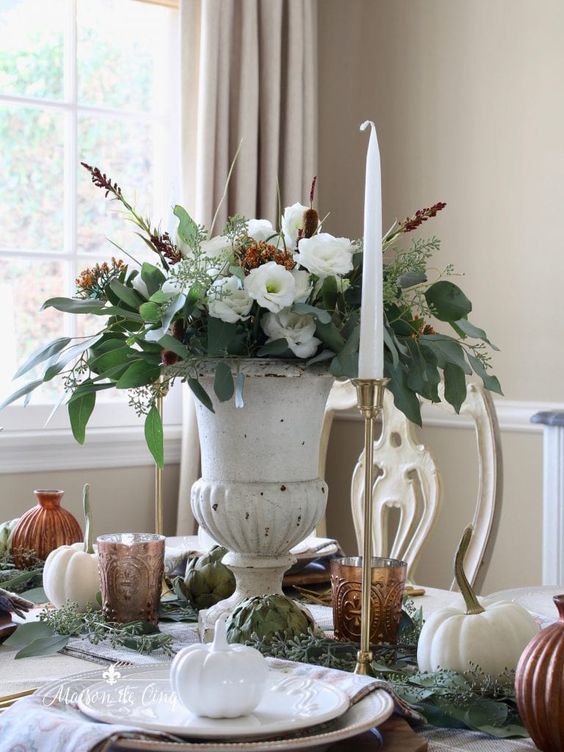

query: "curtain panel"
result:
(176, 0), (318, 534)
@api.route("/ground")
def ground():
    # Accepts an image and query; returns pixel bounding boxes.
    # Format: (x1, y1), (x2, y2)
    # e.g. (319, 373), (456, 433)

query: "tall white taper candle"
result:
(358, 120), (383, 379)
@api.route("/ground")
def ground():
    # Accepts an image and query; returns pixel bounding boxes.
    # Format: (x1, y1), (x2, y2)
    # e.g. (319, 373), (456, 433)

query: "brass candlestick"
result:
(352, 377), (389, 675)
(154, 389), (164, 535)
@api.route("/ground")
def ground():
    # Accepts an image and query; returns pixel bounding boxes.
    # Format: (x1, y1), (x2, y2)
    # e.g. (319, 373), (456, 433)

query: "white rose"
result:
(208, 276), (253, 323)
(262, 310), (321, 359)
(295, 233), (355, 278)
(281, 202), (308, 249)
(292, 269), (312, 303)
(244, 261), (296, 313)
(247, 219), (275, 242)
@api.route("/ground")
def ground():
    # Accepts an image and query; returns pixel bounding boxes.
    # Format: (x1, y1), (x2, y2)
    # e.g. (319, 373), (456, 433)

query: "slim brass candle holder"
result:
(352, 377), (389, 676)
(154, 389), (164, 536)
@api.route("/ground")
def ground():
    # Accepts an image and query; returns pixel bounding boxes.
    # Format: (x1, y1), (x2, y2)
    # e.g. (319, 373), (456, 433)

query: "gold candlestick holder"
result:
(352, 377), (389, 676)
(154, 389), (164, 536)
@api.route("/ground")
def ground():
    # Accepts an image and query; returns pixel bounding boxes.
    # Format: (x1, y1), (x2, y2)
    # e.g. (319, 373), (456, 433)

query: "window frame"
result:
(0, 0), (182, 467)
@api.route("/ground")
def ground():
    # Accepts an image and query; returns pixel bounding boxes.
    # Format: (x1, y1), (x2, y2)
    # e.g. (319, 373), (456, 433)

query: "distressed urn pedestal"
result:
(190, 361), (333, 638)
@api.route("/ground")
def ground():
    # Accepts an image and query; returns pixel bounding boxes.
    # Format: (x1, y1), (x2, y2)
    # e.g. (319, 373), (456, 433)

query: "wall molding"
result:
(336, 399), (564, 434)
(0, 425), (182, 474)
(1, 398), (561, 474)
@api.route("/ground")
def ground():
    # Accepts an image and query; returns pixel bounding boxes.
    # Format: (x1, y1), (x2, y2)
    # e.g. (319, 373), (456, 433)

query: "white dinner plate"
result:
(38, 664), (394, 751)
(485, 585), (563, 621)
(78, 669), (350, 739)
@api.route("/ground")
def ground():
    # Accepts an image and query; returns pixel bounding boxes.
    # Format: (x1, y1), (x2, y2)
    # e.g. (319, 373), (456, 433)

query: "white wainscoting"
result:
(338, 399), (564, 434)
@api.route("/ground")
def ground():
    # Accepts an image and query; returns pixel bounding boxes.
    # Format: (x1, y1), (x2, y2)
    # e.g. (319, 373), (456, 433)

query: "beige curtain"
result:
(176, 0), (318, 534)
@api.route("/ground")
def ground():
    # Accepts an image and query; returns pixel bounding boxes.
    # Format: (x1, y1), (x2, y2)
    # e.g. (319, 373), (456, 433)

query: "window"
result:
(0, 0), (180, 437)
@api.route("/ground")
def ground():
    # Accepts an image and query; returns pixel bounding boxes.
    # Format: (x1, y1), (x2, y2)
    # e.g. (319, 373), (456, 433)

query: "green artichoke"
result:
(0, 519), (19, 557)
(226, 594), (316, 644)
(182, 545), (236, 610)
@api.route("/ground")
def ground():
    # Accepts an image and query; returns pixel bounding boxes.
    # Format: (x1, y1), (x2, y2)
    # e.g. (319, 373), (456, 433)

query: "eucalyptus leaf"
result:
(306, 349), (335, 367)
(144, 404), (164, 469)
(397, 270), (427, 289)
(174, 204), (200, 248)
(43, 334), (104, 381)
(292, 303), (331, 324)
(468, 355), (504, 395)
(15, 634), (70, 659)
(145, 293), (186, 343)
(109, 279), (144, 310)
(257, 338), (290, 357)
(213, 362), (235, 402)
(315, 321), (345, 353)
(116, 360), (160, 389)
(443, 362), (467, 413)
(3, 621), (54, 648)
(188, 378), (215, 412)
(140, 262), (166, 296)
(425, 281), (472, 322)
(68, 391), (96, 444)
(158, 334), (189, 360)
(19, 586), (48, 604)
(13, 337), (71, 380)
(456, 318), (499, 350)
(42, 297), (107, 314)
(420, 335), (472, 374)
(0, 379), (44, 411)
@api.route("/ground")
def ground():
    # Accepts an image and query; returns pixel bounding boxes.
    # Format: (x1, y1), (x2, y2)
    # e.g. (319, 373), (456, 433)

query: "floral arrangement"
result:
(3, 165), (500, 465)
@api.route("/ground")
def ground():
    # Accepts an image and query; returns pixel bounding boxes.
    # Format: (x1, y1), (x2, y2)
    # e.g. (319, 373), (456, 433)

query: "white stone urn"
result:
(190, 360), (333, 634)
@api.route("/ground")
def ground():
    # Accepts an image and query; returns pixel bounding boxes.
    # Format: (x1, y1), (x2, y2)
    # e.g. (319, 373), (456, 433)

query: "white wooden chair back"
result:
(320, 381), (502, 591)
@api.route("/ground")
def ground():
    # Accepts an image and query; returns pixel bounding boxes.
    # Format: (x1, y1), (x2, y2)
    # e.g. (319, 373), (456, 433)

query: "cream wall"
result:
(318, 0), (562, 592)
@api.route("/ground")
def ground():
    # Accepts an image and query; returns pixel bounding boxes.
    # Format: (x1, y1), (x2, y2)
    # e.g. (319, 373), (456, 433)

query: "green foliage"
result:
(144, 404), (164, 469)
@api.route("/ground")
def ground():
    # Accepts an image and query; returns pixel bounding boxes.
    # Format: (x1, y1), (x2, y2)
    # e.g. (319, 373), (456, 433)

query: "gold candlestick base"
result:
(351, 377), (389, 676)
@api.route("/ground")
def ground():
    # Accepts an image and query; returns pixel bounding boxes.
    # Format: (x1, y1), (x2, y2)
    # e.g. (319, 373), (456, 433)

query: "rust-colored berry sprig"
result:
(80, 162), (182, 269)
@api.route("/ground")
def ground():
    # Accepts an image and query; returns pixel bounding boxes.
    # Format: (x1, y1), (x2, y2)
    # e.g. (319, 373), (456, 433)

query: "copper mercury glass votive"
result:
(97, 533), (165, 625)
(330, 556), (407, 644)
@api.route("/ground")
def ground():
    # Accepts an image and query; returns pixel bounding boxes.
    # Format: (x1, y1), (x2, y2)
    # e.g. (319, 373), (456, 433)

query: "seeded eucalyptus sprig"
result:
(39, 602), (174, 655)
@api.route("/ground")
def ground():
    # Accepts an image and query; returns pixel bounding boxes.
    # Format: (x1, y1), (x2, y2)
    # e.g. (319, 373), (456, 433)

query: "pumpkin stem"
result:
(83, 483), (94, 555)
(455, 525), (484, 615)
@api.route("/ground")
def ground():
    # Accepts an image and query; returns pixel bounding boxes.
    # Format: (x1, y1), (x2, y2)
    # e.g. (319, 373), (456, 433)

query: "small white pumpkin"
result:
(43, 484), (100, 610)
(170, 616), (268, 718)
(417, 526), (538, 677)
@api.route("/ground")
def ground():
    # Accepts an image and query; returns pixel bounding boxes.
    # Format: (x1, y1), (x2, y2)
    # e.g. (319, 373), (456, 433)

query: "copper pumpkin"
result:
(11, 490), (82, 567)
(515, 594), (564, 752)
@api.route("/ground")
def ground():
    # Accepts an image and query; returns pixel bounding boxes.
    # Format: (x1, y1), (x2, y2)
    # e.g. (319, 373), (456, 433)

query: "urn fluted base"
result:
(192, 476), (328, 638)
(189, 361), (334, 637)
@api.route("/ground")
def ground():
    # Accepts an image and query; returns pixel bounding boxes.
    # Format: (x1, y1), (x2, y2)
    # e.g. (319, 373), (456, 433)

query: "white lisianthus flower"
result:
(247, 219), (275, 242)
(131, 274), (149, 299)
(295, 233), (355, 279)
(200, 235), (232, 260)
(208, 276), (253, 324)
(244, 261), (296, 313)
(281, 202), (308, 249)
(292, 269), (312, 303)
(262, 310), (321, 359)
(162, 278), (185, 294)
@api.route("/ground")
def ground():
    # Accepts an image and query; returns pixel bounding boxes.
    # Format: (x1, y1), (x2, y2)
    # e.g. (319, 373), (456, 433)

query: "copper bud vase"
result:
(11, 489), (82, 567)
(515, 594), (564, 752)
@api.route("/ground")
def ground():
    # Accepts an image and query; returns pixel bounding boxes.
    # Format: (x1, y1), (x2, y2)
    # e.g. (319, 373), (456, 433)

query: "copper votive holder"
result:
(330, 556), (407, 644)
(97, 533), (165, 625)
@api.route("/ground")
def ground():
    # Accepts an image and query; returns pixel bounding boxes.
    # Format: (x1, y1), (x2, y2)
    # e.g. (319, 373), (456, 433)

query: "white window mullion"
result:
(64, 0), (78, 333)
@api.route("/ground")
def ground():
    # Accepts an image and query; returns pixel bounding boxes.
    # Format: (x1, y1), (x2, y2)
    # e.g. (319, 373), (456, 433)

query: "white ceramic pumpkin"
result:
(43, 484), (100, 610)
(170, 616), (268, 718)
(417, 526), (538, 677)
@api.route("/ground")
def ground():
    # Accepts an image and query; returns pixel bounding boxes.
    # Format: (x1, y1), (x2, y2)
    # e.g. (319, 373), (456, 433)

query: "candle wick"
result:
(360, 120), (375, 132)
